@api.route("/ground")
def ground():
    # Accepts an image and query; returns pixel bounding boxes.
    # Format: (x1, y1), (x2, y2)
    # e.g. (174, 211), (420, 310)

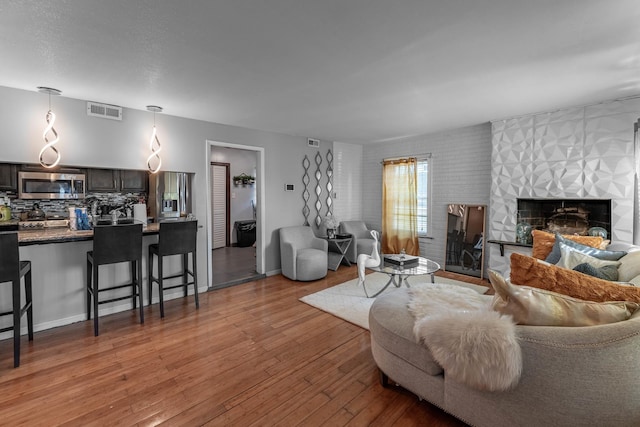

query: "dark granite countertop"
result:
(18, 223), (160, 246)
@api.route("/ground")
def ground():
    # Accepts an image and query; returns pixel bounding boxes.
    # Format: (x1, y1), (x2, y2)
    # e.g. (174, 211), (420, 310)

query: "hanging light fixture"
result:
(146, 105), (163, 174)
(37, 86), (62, 168)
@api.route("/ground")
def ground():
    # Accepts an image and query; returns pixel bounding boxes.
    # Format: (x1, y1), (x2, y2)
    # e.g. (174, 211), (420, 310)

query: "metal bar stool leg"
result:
(93, 264), (100, 337)
(182, 253), (189, 297)
(158, 256), (165, 318)
(12, 278), (21, 368)
(137, 260), (144, 324)
(148, 246), (154, 306)
(86, 257), (92, 321)
(193, 251), (199, 309)
(25, 267), (33, 341)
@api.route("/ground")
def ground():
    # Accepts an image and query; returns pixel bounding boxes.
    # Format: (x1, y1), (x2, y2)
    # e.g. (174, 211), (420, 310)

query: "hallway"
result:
(211, 246), (264, 289)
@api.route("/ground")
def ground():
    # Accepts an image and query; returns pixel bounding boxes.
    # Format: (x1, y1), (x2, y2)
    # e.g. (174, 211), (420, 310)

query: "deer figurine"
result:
(357, 230), (381, 286)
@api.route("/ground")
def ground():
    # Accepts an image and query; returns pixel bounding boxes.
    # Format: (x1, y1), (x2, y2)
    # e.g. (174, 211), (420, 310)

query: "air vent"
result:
(87, 101), (123, 121)
(307, 138), (320, 148)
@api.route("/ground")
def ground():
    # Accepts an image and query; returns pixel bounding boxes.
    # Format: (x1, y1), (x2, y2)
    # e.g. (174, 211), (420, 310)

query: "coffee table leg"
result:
(363, 274), (396, 298)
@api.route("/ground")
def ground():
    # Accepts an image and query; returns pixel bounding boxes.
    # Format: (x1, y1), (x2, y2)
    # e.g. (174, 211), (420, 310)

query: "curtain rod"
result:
(380, 153), (432, 164)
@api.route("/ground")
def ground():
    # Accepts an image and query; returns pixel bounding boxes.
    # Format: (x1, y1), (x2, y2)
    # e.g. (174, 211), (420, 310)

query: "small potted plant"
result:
(233, 173), (256, 186)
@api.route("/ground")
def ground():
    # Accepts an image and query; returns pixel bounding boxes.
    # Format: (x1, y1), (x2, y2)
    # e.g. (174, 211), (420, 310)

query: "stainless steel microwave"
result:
(18, 171), (85, 199)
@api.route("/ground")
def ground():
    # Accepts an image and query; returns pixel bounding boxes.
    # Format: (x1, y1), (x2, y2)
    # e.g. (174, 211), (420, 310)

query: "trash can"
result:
(235, 220), (256, 247)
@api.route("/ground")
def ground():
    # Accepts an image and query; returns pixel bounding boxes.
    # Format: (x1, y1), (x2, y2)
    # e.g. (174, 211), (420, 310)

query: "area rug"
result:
(299, 273), (488, 329)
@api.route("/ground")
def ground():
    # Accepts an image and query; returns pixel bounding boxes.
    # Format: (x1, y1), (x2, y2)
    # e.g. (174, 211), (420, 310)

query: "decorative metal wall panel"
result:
(302, 155), (310, 225)
(314, 151), (323, 227)
(489, 98), (638, 276)
(326, 149), (333, 216)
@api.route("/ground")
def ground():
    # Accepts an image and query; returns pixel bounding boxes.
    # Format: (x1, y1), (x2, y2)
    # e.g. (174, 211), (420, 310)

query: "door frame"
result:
(210, 162), (231, 247)
(205, 140), (265, 284)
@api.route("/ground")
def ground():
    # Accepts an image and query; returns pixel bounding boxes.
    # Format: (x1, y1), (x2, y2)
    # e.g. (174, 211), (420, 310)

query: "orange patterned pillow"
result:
(530, 230), (604, 260)
(510, 252), (640, 303)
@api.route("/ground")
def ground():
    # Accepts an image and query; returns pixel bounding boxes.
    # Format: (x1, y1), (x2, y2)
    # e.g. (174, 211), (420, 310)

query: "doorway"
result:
(206, 141), (266, 289)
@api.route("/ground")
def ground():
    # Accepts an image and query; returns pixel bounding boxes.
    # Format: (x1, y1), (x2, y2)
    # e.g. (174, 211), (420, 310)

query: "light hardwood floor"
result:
(0, 266), (485, 426)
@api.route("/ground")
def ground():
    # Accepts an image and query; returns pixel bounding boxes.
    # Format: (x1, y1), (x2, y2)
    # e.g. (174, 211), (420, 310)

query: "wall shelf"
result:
(487, 239), (532, 256)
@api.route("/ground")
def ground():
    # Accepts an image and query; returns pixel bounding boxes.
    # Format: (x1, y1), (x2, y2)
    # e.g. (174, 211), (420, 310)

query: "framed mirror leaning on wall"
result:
(444, 204), (486, 279)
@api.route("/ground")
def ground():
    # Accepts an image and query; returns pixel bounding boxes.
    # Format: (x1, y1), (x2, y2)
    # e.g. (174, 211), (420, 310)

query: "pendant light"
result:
(37, 86), (62, 168)
(146, 105), (163, 174)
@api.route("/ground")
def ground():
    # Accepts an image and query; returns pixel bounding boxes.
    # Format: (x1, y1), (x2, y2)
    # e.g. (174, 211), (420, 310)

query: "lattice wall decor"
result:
(314, 151), (323, 226)
(326, 149), (333, 216)
(301, 155), (311, 225)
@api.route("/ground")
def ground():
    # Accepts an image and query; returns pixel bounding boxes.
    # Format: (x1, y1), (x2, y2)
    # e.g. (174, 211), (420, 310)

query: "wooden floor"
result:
(0, 266), (486, 426)
(212, 246), (262, 287)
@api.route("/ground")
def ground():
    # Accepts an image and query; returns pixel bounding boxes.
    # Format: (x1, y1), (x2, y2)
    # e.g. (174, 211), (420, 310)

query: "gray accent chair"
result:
(279, 226), (328, 281)
(339, 221), (380, 264)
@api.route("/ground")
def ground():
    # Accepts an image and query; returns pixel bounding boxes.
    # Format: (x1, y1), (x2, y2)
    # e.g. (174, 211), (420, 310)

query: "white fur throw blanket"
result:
(408, 283), (522, 392)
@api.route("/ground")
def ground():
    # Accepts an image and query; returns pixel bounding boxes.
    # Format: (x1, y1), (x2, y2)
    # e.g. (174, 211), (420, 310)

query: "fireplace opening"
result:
(516, 199), (612, 243)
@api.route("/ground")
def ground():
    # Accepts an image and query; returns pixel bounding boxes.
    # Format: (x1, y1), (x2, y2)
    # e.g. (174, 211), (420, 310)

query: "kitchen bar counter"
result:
(18, 223), (160, 245)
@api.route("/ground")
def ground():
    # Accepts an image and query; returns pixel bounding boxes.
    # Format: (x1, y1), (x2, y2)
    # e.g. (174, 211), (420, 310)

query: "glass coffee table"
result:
(365, 256), (441, 298)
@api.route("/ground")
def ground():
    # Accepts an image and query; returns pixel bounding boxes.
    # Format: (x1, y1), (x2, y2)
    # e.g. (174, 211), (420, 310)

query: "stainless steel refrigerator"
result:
(148, 171), (194, 222)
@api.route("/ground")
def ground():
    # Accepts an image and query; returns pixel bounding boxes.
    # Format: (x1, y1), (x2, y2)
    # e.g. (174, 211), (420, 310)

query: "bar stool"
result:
(0, 231), (33, 368)
(148, 220), (198, 318)
(87, 223), (144, 336)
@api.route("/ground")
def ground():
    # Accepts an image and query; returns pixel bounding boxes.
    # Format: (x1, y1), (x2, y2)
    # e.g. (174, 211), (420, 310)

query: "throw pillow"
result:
(531, 230), (603, 260)
(573, 263), (619, 281)
(490, 270), (638, 326)
(618, 251), (640, 283)
(545, 234), (626, 264)
(509, 252), (640, 303)
(556, 242), (621, 271)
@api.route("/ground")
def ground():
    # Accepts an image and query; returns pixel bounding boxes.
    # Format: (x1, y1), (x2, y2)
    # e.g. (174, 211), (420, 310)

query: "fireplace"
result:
(517, 199), (612, 242)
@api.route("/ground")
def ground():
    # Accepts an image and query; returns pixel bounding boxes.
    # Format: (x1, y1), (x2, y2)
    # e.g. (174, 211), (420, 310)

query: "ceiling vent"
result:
(87, 101), (123, 121)
(307, 138), (320, 148)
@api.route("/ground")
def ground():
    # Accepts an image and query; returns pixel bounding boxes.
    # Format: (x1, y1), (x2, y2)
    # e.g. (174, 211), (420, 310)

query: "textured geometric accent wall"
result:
(489, 97), (640, 275)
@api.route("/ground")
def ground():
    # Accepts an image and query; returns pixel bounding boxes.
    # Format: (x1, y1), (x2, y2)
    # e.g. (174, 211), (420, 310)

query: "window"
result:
(416, 158), (430, 237)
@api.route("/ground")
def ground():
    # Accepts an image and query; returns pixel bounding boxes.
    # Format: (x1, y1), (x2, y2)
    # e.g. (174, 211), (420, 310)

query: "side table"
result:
(323, 236), (353, 271)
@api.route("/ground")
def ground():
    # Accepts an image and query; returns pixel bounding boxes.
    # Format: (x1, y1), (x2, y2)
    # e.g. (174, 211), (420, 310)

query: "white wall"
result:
(333, 141), (363, 222)
(361, 124), (492, 272)
(488, 97), (640, 276)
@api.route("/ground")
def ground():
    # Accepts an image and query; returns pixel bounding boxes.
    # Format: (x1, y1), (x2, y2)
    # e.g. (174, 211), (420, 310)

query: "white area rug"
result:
(299, 273), (488, 329)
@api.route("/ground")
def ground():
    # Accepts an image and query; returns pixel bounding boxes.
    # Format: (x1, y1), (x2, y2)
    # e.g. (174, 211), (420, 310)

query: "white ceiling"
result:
(1, 0), (639, 144)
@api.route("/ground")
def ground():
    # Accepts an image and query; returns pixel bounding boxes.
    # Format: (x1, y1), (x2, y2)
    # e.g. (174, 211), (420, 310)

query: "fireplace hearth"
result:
(517, 199), (612, 240)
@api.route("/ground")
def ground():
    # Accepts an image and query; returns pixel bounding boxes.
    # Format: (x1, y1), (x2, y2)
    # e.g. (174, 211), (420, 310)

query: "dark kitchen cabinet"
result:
(87, 168), (119, 192)
(0, 164), (18, 192)
(120, 169), (148, 193)
(87, 168), (148, 193)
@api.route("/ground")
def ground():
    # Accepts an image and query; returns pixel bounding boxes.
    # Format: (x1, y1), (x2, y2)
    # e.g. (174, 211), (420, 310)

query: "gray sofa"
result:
(370, 288), (640, 426)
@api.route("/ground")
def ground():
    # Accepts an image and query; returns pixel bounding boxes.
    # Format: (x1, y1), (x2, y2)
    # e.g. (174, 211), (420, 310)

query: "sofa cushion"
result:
(573, 263), (619, 281)
(557, 242), (621, 270)
(545, 233), (627, 264)
(531, 229), (603, 260)
(490, 270), (638, 326)
(618, 251), (640, 282)
(369, 289), (443, 376)
(510, 252), (640, 303)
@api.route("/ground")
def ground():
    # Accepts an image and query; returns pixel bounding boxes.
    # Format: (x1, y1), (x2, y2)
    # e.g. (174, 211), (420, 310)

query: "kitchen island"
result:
(1, 222), (200, 340)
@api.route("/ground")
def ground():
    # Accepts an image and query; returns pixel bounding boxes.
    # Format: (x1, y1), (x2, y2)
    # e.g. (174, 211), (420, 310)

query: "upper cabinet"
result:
(0, 164), (17, 192)
(87, 168), (119, 192)
(87, 168), (148, 193)
(120, 170), (148, 192)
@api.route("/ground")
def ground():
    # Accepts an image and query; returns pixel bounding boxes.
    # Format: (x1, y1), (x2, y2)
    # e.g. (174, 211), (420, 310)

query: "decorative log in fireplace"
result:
(517, 199), (612, 239)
